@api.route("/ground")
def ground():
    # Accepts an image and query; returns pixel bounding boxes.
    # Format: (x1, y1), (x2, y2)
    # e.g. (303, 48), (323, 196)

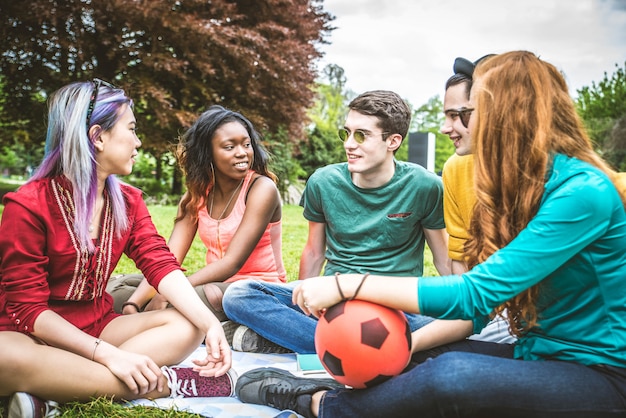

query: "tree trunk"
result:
(171, 166), (183, 195)
(155, 155), (163, 181)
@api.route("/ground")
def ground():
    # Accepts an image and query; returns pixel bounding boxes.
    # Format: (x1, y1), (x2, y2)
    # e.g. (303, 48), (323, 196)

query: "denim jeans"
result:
(222, 280), (435, 354)
(319, 349), (626, 417)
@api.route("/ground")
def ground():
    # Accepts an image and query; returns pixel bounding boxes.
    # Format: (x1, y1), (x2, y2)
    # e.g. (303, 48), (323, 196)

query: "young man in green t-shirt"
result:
(222, 90), (451, 354)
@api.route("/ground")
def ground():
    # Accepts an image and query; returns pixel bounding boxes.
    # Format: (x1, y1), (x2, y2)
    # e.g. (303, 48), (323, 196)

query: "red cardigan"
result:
(0, 176), (181, 336)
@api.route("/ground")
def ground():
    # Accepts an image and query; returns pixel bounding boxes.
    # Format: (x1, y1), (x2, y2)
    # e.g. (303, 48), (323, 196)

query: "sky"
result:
(316, 0), (626, 107)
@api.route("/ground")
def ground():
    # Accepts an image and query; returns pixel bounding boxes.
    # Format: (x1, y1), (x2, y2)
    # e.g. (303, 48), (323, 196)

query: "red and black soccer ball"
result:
(314, 299), (412, 389)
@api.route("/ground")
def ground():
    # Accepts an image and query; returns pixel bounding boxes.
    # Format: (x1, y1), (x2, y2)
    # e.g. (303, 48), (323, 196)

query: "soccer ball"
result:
(314, 299), (411, 389)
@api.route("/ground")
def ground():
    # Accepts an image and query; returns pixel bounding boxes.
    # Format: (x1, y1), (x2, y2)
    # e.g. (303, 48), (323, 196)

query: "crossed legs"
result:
(0, 308), (204, 402)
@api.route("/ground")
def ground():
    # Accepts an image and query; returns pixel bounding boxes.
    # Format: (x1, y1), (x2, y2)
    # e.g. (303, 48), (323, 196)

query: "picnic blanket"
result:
(129, 347), (331, 418)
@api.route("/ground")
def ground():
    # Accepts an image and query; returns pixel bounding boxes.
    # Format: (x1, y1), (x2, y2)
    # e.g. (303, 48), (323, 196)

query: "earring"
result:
(209, 162), (216, 181)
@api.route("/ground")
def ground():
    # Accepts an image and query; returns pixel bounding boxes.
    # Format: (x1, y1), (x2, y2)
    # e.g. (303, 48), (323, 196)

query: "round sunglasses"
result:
(337, 128), (391, 144)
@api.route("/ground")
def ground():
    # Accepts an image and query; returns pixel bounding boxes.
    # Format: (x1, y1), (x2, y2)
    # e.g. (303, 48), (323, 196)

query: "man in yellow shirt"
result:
(441, 56), (515, 343)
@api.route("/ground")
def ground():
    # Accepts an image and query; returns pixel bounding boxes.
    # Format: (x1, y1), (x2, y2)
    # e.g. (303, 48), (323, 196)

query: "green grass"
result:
(0, 202), (436, 416)
(53, 399), (203, 417)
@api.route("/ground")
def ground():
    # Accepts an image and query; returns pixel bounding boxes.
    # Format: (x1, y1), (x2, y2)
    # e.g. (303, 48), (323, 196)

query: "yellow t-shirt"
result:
(613, 172), (626, 197)
(442, 154), (475, 262)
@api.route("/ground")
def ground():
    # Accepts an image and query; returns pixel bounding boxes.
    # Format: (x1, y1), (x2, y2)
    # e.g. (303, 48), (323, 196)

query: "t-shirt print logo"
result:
(387, 212), (411, 218)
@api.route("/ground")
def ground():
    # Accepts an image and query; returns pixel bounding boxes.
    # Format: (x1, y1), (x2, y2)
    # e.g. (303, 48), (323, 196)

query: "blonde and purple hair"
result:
(29, 80), (132, 251)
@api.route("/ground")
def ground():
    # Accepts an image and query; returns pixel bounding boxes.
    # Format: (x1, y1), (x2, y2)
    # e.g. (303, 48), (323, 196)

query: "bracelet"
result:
(122, 301), (142, 313)
(334, 273), (347, 301)
(349, 273), (370, 300)
(91, 338), (102, 361)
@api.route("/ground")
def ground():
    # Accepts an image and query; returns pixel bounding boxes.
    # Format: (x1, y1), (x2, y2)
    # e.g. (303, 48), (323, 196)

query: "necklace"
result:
(209, 178), (244, 221)
(210, 178), (244, 258)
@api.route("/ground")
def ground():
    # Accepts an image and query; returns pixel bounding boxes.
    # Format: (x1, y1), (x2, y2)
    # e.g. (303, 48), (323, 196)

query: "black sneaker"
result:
(221, 320), (240, 346)
(236, 367), (344, 418)
(232, 326), (292, 354)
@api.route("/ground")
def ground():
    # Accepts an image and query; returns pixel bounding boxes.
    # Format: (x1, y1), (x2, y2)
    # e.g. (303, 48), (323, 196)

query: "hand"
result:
(292, 276), (343, 318)
(192, 324), (232, 377)
(95, 341), (164, 396)
(143, 294), (169, 312)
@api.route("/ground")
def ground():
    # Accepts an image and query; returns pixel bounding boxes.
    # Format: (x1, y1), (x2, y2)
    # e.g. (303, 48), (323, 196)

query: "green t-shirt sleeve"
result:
(419, 175), (445, 230)
(301, 170), (326, 223)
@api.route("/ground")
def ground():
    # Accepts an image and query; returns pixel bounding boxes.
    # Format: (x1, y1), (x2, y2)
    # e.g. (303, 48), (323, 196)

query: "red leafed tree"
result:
(0, 0), (333, 161)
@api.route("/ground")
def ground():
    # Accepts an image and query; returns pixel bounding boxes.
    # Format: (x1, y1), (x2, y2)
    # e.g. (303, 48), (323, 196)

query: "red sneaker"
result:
(161, 366), (237, 398)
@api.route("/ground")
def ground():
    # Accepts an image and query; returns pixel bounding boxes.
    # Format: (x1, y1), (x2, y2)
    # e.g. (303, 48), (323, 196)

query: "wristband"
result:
(122, 301), (142, 313)
(350, 273), (370, 300)
(334, 272), (347, 301)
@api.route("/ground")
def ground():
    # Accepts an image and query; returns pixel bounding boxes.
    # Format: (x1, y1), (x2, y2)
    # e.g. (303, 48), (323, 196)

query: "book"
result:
(296, 353), (325, 372)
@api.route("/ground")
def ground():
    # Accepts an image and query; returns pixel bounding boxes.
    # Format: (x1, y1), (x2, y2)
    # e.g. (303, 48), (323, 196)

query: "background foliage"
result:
(0, 0), (333, 192)
(0, 1), (624, 199)
(576, 61), (626, 170)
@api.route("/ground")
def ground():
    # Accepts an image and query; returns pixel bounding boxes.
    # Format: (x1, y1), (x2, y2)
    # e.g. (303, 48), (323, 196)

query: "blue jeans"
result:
(320, 349), (626, 417)
(222, 280), (435, 354)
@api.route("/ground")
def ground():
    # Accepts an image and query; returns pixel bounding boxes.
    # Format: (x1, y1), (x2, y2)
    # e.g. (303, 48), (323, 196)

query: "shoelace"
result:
(43, 400), (61, 417)
(161, 366), (198, 398)
(266, 383), (299, 410)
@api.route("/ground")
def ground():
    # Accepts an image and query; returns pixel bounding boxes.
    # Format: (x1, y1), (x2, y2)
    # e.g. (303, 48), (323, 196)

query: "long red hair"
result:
(465, 51), (625, 337)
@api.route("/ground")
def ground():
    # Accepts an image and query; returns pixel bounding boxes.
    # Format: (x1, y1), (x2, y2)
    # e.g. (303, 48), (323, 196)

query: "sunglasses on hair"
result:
(444, 108), (474, 129)
(86, 78), (118, 130)
(337, 128), (390, 144)
(453, 54), (496, 78)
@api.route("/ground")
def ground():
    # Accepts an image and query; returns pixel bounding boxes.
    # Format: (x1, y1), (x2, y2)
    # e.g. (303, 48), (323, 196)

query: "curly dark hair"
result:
(176, 105), (276, 223)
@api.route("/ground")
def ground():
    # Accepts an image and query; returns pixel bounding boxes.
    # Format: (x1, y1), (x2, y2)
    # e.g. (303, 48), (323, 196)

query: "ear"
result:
(90, 125), (104, 152)
(387, 133), (403, 152)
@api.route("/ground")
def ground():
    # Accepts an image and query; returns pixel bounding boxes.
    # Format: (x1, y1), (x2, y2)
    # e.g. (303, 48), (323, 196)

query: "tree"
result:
(300, 64), (350, 178)
(577, 61), (626, 120)
(606, 116), (626, 171)
(576, 61), (626, 170)
(264, 126), (305, 201)
(0, 0), (333, 188)
(410, 95), (454, 173)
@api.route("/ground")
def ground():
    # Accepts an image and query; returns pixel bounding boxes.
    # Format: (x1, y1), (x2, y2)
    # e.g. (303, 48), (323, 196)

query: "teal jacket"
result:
(419, 154), (626, 367)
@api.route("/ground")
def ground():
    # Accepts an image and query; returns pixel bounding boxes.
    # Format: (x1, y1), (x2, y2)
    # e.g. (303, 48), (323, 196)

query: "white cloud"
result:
(316, 0), (626, 106)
